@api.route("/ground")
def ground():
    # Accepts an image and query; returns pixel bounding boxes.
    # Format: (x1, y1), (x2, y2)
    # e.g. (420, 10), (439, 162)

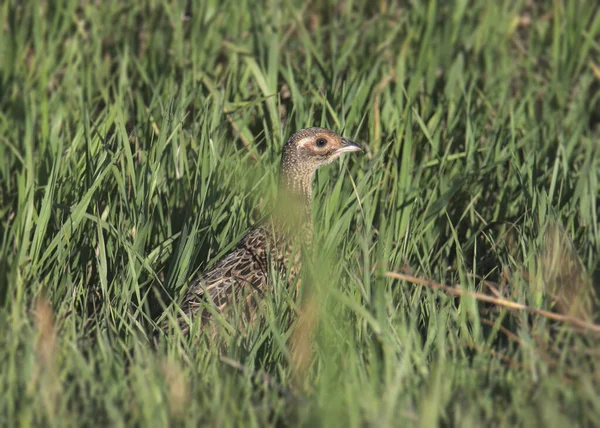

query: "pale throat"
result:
(276, 153), (316, 235)
(278, 149), (316, 202)
(276, 170), (314, 244)
(280, 169), (314, 201)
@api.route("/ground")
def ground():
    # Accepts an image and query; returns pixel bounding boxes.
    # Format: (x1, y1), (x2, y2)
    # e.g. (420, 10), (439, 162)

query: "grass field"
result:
(1, 0), (600, 426)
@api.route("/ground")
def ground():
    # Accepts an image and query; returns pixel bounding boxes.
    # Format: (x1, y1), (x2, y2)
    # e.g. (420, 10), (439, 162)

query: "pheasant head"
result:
(276, 128), (361, 239)
(279, 127), (362, 198)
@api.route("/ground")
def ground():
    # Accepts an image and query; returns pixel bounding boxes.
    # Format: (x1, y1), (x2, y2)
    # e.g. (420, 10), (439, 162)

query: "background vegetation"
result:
(1, 0), (599, 426)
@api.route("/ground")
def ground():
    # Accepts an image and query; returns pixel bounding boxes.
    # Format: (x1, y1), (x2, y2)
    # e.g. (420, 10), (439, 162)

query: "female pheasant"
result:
(178, 127), (361, 333)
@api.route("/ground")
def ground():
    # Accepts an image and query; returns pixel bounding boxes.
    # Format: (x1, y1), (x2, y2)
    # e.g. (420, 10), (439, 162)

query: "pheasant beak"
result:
(335, 138), (362, 154)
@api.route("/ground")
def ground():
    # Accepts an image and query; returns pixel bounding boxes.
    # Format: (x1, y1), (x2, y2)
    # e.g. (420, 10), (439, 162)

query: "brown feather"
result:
(176, 127), (360, 335)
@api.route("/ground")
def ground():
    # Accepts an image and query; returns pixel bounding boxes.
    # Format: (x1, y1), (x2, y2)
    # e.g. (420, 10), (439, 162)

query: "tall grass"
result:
(1, 0), (599, 426)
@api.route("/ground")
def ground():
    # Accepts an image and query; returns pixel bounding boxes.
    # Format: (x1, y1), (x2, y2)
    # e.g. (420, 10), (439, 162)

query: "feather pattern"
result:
(176, 127), (360, 333)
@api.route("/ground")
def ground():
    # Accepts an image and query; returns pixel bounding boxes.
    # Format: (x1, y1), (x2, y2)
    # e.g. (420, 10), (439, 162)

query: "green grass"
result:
(1, 0), (600, 426)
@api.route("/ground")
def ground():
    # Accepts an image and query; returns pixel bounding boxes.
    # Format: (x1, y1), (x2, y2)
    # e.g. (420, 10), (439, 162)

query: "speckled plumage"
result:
(178, 127), (361, 333)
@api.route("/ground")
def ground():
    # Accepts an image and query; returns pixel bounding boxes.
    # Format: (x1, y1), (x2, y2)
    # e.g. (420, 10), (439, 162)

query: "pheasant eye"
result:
(315, 138), (327, 148)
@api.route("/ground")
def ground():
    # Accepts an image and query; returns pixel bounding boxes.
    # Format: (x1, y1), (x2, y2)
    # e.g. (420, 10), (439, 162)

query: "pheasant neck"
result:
(280, 170), (313, 202)
(276, 169), (314, 241)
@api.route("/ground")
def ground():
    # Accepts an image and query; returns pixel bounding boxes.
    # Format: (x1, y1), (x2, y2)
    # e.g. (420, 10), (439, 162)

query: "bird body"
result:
(178, 127), (361, 333)
(180, 222), (297, 328)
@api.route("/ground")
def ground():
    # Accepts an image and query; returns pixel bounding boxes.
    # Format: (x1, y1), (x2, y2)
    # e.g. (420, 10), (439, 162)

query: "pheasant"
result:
(177, 127), (362, 334)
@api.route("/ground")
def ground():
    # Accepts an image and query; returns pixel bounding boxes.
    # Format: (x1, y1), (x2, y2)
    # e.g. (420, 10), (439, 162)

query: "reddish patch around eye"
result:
(308, 146), (331, 156)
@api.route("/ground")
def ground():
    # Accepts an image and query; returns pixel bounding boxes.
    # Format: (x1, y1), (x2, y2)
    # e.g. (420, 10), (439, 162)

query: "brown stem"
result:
(385, 271), (600, 334)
